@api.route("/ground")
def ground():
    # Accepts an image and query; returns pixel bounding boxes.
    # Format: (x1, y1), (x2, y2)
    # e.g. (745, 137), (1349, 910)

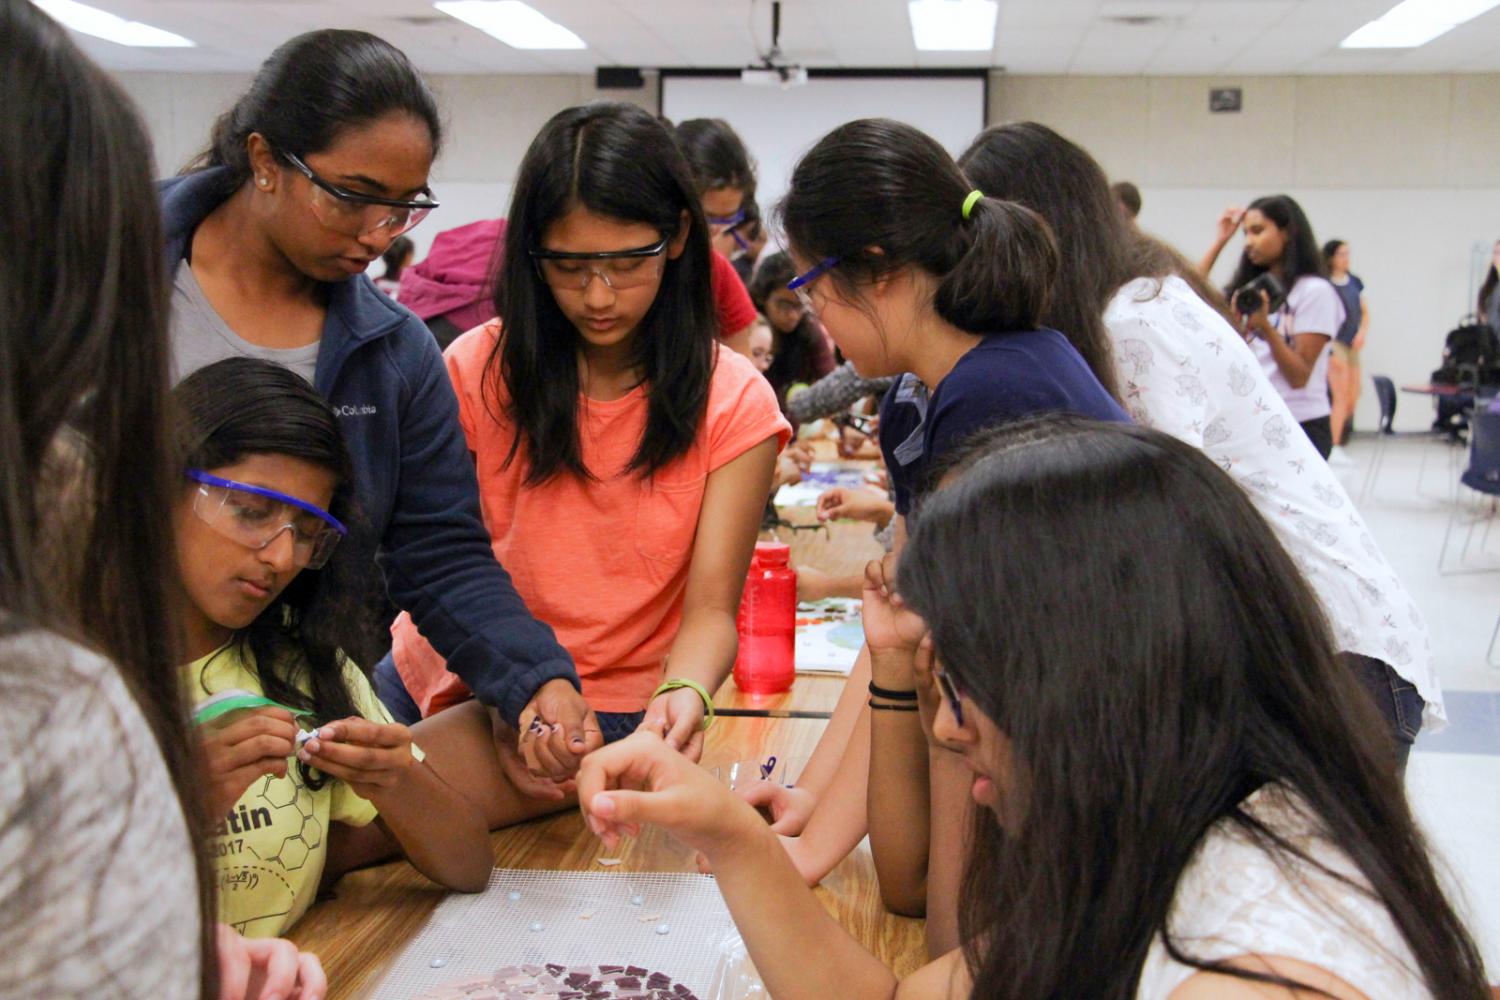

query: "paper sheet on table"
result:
(773, 462), (875, 508)
(795, 597), (864, 675)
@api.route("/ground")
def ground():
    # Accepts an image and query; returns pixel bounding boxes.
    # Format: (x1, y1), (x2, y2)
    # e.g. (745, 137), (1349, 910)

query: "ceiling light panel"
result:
(434, 1), (587, 50)
(31, 0), (194, 47)
(908, 0), (999, 51)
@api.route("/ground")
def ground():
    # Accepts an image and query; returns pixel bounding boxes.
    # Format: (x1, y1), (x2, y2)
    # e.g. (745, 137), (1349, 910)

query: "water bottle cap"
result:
(752, 540), (791, 566)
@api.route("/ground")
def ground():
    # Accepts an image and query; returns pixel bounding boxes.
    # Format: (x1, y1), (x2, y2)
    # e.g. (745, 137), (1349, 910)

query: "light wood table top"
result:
(287, 455), (917, 998)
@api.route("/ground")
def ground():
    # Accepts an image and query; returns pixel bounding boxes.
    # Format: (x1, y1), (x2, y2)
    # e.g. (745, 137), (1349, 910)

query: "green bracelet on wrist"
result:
(652, 678), (716, 732)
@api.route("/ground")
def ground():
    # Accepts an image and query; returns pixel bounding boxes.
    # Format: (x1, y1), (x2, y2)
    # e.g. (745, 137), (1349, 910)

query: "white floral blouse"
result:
(1106, 275), (1443, 728)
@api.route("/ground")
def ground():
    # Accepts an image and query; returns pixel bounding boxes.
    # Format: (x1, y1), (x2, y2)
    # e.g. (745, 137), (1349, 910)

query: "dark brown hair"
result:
(1, 1), (216, 992)
(1228, 194), (1328, 294)
(190, 29), (442, 192)
(902, 416), (1489, 1000)
(779, 118), (1059, 340)
(1111, 180), (1142, 217)
(175, 358), (374, 789)
(489, 102), (716, 485)
(959, 123), (1237, 400)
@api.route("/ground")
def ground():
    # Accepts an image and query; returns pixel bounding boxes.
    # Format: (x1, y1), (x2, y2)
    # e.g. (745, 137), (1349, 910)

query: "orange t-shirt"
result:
(391, 322), (790, 715)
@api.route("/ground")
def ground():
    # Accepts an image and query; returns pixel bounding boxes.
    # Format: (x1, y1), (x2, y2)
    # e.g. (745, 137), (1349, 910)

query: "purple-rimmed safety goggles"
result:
(185, 469), (346, 570)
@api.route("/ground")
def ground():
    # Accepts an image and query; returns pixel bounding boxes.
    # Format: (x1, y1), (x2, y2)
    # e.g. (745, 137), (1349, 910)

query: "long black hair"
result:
(175, 358), (371, 788)
(188, 29), (442, 192)
(900, 416), (1489, 1000)
(0, 1), (216, 991)
(489, 102), (716, 485)
(673, 117), (757, 196)
(1227, 193), (1327, 295)
(747, 250), (795, 317)
(748, 250), (822, 389)
(1477, 240), (1497, 318)
(779, 118), (1059, 345)
(959, 122), (1235, 399)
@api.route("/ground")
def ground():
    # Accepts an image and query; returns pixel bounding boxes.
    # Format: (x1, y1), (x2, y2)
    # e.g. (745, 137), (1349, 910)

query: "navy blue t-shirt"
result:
(879, 329), (1129, 514)
(1331, 274), (1364, 346)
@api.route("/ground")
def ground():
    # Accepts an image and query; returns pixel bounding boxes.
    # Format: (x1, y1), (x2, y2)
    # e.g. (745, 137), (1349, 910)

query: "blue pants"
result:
(1344, 652), (1423, 774)
(372, 654), (643, 742)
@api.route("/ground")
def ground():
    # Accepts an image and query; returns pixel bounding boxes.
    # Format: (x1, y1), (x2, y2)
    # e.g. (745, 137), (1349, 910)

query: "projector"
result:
(741, 64), (808, 88)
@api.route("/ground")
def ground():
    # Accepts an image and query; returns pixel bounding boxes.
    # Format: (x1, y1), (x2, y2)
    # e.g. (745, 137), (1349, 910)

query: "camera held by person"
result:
(1232, 272), (1286, 316)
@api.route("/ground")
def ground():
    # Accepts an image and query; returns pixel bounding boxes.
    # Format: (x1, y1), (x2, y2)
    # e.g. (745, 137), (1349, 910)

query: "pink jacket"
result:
(398, 218), (506, 331)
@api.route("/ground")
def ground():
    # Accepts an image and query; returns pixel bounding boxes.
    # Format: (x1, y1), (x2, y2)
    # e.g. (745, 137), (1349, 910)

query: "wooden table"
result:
(287, 463), (921, 997)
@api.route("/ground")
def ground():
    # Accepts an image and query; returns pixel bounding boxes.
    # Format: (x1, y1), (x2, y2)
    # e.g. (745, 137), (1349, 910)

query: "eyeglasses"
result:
(185, 469), (347, 570)
(786, 256), (841, 315)
(281, 151), (438, 240)
(530, 236), (670, 291)
(933, 665), (965, 727)
(706, 209), (751, 253)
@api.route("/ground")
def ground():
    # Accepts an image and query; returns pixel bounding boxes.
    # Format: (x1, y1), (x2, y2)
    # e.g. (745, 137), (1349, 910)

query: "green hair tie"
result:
(962, 189), (984, 220)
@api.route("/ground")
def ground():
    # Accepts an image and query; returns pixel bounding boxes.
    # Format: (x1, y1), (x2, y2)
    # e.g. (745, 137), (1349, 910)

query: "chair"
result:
(1358, 375), (1458, 503)
(1437, 408), (1500, 576)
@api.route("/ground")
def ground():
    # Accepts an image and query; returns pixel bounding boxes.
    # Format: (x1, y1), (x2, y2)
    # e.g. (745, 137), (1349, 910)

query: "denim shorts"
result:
(372, 653), (643, 743)
(1343, 652), (1424, 771)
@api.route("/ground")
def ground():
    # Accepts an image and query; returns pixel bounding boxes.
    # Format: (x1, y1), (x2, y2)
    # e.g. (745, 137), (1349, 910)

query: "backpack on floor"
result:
(1431, 316), (1500, 386)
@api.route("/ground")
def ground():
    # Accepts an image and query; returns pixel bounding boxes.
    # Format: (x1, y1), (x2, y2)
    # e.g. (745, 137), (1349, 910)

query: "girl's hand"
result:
(518, 677), (603, 781)
(863, 553), (929, 692)
(862, 554), (928, 656)
(733, 779), (817, 835)
(297, 717), (415, 797)
(1248, 294), (1274, 340)
(836, 424), (871, 458)
(200, 707), (297, 817)
(579, 731), (755, 855)
(215, 923), (326, 1000)
(785, 441), (815, 472)
(1214, 205), (1245, 244)
(773, 452), (804, 491)
(816, 487), (893, 525)
(636, 688), (707, 762)
(492, 710), (574, 802)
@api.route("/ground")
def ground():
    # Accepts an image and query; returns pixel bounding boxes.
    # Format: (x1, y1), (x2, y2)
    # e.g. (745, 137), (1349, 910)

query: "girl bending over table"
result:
(381, 102), (787, 828)
(578, 417), (1486, 1000)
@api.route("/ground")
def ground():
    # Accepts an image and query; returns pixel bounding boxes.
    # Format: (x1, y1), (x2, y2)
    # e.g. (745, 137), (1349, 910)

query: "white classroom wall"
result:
(114, 68), (1500, 431)
(992, 74), (1500, 433)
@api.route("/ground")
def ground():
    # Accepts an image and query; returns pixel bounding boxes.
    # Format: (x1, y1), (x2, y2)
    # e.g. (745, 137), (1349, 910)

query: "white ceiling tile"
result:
(32, 0), (1500, 76)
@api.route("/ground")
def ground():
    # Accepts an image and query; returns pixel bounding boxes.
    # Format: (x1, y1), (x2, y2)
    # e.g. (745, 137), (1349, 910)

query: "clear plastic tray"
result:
(706, 929), (766, 1000)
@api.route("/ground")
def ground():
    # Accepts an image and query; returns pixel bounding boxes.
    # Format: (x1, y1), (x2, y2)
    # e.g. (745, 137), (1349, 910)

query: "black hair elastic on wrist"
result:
(868, 681), (918, 701)
(868, 700), (919, 712)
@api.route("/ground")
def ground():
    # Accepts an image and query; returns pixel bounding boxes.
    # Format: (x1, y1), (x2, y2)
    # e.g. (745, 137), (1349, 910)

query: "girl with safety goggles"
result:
(173, 358), (489, 938)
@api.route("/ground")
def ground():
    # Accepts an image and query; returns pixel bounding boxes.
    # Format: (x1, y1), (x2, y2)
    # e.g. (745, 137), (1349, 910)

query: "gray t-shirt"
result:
(170, 259), (319, 385)
(0, 629), (201, 998)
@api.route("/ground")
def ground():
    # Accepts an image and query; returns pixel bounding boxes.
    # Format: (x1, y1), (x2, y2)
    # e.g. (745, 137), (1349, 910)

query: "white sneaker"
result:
(1327, 447), (1356, 468)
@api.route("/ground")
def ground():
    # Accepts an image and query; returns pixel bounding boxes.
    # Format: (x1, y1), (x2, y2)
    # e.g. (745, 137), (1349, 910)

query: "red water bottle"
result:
(733, 541), (797, 694)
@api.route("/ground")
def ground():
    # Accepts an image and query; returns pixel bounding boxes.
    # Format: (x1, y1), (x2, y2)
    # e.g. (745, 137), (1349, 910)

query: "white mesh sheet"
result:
(369, 869), (737, 999)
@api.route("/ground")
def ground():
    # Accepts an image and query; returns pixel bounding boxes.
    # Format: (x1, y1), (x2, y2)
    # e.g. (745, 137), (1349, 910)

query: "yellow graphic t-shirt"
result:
(184, 644), (419, 937)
